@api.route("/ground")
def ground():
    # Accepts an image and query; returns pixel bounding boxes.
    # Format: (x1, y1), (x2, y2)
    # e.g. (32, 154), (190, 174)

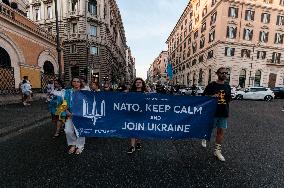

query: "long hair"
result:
(130, 77), (147, 92)
(71, 76), (83, 89)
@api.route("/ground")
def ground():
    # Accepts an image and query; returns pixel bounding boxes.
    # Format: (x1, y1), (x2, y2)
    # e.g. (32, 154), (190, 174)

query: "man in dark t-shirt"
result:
(202, 67), (231, 162)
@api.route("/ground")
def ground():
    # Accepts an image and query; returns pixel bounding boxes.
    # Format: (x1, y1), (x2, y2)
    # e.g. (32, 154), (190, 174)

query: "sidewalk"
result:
(0, 93), (46, 105)
(0, 100), (50, 137)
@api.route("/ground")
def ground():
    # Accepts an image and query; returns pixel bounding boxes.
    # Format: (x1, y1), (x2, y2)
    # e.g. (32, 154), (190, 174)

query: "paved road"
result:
(0, 100), (283, 187)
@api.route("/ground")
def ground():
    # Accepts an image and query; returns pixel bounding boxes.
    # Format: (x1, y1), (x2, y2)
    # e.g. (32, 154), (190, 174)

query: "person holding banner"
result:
(202, 67), (231, 162)
(64, 77), (86, 155)
(127, 78), (148, 154)
(49, 79), (65, 138)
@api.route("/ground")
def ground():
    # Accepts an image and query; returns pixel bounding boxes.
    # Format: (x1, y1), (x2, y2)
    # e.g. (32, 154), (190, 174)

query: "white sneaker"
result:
(214, 150), (225, 162)
(201, 139), (207, 148)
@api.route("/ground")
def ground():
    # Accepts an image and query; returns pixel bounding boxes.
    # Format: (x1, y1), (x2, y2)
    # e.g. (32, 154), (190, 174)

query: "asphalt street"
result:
(0, 99), (283, 188)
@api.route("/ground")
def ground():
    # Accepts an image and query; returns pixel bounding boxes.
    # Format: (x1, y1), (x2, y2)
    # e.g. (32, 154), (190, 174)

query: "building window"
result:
(194, 31), (199, 39)
(243, 28), (253, 41)
(257, 51), (266, 59)
(70, 44), (77, 53)
(188, 37), (191, 44)
(71, 0), (77, 11)
(208, 50), (214, 59)
(245, 10), (255, 21)
(209, 30), (215, 42)
(241, 49), (251, 58)
(201, 22), (206, 33)
(192, 59), (197, 66)
(228, 7), (238, 18)
(259, 31), (269, 42)
(189, 23), (192, 31)
(195, 15), (200, 23)
(211, 0), (217, 6)
(47, 6), (52, 19)
(202, 6), (207, 17)
(272, 52), (281, 63)
(192, 42), (197, 53)
(227, 26), (237, 39)
(35, 9), (40, 21)
(88, 0), (97, 15)
(275, 33), (284, 44)
(48, 27), (52, 33)
(187, 48), (191, 57)
(210, 12), (217, 25)
(72, 23), (78, 33)
(276, 15), (284, 26)
(90, 46), (99, 55)
(264, 0), (273, 3)
(200, 38), (205, 49)
(280, 0), (284, 6)
(261, 13), (270, 24)
(184, 42), (186, 48)
(225, 47), (235, 56)
(90, 25), (97, 36)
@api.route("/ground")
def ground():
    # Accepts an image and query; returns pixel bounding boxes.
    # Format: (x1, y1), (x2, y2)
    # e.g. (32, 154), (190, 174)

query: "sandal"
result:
(68, 145), (76, 154)
(75, 147), (84, 155)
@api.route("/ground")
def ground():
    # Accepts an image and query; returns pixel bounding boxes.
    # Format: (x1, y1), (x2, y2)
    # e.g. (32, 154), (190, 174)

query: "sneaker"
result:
(136, 143), (142, 151)
(201, 139), (207, 148)
(214, 150), (225, 162)
(127, 146), (135, 154)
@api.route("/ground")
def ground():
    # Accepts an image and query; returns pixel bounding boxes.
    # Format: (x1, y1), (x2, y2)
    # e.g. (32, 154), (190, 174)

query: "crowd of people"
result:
(45, 67), (231, 161)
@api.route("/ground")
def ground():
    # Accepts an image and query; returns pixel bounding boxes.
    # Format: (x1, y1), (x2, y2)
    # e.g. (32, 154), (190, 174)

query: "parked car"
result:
(234, 87), (275, 101)
(179, 86), (205, 96)
(271, 87), (284, 99)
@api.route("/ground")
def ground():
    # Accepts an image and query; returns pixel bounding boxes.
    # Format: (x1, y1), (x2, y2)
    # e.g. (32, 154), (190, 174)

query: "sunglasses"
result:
(218, 72), (228, 75)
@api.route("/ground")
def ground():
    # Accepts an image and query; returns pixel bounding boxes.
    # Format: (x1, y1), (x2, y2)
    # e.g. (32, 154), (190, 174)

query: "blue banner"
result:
(167, 62), (173, 80)
(72, 91), (217, 140)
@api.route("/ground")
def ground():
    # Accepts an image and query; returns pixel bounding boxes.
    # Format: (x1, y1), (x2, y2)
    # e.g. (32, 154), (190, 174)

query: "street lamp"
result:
(54, 0), (62, 79)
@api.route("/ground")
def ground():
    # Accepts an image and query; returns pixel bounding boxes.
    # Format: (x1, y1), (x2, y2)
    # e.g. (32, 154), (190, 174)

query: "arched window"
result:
(43, 61), (54, 75)
(254, 70), (261, 86)
(0, 47), (11, 67)
(208, 69), (212, 84)
(88, 0), (97, 15)
(239, 69), (246, 88)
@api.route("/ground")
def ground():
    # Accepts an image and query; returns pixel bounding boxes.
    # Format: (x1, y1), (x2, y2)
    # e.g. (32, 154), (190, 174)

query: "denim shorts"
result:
(214, 118), (228, 129)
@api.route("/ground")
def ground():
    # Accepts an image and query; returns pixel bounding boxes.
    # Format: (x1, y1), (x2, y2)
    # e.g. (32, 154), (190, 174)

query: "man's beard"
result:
(218, 76), (226, 81)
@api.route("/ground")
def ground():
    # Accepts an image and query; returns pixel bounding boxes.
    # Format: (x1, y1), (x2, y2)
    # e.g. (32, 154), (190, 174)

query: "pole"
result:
(55, 0), (62, 79)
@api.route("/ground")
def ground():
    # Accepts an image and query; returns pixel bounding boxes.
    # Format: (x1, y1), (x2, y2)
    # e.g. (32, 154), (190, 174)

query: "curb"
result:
(0, 115), (50, 138)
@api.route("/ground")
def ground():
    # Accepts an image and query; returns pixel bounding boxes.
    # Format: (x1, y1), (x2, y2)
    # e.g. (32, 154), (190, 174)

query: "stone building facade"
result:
(0, 1), (59, 93)
(27, 0), (128, 85)
(125, 47), (136, 84)
(147, 51), (168, 84)
(166, 0), (284, 88)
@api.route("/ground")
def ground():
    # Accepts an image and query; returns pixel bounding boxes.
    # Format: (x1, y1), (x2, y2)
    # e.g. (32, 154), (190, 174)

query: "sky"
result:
(116, 0), (189, 80)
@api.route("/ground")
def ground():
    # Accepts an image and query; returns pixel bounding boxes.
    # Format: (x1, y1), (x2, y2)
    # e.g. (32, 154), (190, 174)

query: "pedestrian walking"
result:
(201, 67), (231, 162)
(49, 79), (65, 138)
(21, 79), (32, 106)
(127, 78), (147, 154)
(64, 77), (85, 154)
